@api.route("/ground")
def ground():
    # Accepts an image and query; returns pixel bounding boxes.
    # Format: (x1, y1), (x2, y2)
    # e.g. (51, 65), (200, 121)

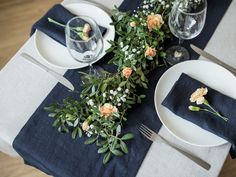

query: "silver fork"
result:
(139, 124), (211, 170)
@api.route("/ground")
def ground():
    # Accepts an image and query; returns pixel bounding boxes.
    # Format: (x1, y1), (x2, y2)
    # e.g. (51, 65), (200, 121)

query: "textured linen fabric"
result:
(30, 4), (107, 46)
(162, 73), (236, 158)
(12, 0), (232, 177)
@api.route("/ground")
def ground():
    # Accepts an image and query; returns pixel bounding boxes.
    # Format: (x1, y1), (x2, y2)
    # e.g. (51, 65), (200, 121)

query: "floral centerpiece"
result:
(45, 0), (172, 164)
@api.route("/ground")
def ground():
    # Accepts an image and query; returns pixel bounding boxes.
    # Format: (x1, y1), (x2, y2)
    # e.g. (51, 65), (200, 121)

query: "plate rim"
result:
(34, 2), (115, 69)
(154, 60), (233, 147)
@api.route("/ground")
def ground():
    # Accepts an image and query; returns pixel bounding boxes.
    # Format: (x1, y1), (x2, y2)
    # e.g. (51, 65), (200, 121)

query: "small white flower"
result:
(121, 97), (126, 102)
(135, 14), (138, 18)
(102, 93), (106, 97)
(166, 4), (170, 8)
(125, 89), (129, 93)
(123, 45), (129, 51)
(86, 132), (91, 137)
(132, 48), (137, 53)
(109, 96), (113, 99)
(118, 103), (122, 106)
(123, 94), (127, 98)
(137, 51), (141, 54)
(117, 98), (121, 102)
(90, 125), (94, 129)
(87, 99), (94, 106)
(110, 90), (114, 94)
(117, 87), (122, 91)
(142, 45), (145, 48)
(139, 18), (143, 21)
(113, 91), (118, 96)
(120, 42), (124, 48)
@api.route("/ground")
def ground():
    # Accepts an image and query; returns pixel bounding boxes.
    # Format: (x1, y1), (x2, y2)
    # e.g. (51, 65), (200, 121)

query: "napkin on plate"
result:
(31, 4), (107, 46)
(162, 73), (236, 158)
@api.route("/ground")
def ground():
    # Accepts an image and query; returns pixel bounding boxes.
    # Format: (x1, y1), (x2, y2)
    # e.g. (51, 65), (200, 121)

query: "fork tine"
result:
(139, 125), (152, 136)
(141, 124), (155, 134)
(138, 127), (152, 141)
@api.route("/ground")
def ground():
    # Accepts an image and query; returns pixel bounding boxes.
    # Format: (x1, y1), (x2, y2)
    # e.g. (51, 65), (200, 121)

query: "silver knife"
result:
(21, 53), (74, 91)
(190, 44), (236, 76)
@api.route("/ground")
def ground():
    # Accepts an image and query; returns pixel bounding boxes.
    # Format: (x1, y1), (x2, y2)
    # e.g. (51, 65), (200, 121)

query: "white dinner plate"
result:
(154, 60), (236, 147)
(34, 2), (115, 69)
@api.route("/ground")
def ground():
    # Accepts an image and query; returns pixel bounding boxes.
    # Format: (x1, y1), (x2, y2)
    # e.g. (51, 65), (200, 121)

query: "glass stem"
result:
(178, 38), (184, 50)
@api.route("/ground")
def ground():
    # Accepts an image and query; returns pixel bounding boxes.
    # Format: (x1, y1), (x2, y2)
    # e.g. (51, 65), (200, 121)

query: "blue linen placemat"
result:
(162, 73), (236, 158)
(13, 0), (232, 177)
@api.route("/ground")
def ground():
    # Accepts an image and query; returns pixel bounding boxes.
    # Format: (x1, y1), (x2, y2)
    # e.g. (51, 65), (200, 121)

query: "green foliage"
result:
(44, 0), (172, 164)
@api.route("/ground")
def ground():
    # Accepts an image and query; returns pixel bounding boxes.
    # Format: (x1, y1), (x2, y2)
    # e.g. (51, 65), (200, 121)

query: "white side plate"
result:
(34, 2), (115, 69)
(154, 60), (236, 147)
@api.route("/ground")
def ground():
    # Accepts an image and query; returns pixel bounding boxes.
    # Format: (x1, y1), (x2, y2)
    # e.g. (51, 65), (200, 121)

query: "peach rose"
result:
(122, 67), (133, 78)
(190, 87), (208, 105)
(83, 23), (91, 33)
(130, 21), (137, 27)
(147, 14), (164, 31)
(82, 120), (90, 131)
(99, 103), (118, 118)
(145, 47), (156, 58)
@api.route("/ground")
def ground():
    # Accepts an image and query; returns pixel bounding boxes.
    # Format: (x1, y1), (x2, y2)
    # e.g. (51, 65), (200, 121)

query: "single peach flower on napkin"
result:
(99, 103), (118, 118)
(145, 47), (156, 58)
(190, 87), (208, 105)
(147, 14), (164, 31)
(122, 67), (133, 78)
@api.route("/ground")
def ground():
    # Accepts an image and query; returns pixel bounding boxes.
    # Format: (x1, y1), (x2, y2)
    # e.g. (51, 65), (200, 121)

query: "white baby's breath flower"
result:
(132, 48), (137, 53)
(110, 90), (114, 94)
(90, 125), (94, 129)
(125, 89), (129, 93)
(121, 97), (126, 102)
(137, 51), (141, 54)
(113, 91), (118, 96)
(117, 87), (122, 91)
(86, 133), (91, 137)
(117, 98), (121, 102)
(123, 94), (127, 98)
(135, 14), (138, 18)
(118, 103), (122, 106)
(166, 4), (170, 8)
(123, 45), (129, 51)
(102, 93), (106, 97)
(87, 99), (94, 106)
(109, 96), (113, 99)
(125, 51), (129, 55)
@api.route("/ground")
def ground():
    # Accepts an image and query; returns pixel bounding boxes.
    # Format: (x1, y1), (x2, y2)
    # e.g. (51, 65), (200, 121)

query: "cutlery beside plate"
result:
(21, 53), (74, 91)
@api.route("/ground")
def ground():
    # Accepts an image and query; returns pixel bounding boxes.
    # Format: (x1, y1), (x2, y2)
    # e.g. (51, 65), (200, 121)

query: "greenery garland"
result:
(45, 0), (172, 164)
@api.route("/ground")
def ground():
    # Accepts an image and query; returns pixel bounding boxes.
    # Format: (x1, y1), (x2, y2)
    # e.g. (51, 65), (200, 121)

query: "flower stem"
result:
(202, 102), (228, 122)
(47, 18), (83, 31)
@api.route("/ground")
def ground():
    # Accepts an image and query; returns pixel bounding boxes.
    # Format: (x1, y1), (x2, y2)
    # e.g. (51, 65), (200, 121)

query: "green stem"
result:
(201, 103), (228, 122)
(47, 17), (84, 32)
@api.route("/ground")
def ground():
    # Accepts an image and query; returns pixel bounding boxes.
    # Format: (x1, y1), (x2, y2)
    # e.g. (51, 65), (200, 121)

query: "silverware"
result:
(21, 53), (74, 91)
(190, 44), (236, 76)
(139, 124), (211, 170)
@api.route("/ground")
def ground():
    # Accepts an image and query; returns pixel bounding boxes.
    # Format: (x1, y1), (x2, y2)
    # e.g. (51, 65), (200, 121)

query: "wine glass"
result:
(166, 0), (207, 65)
(65, 16), (104, 77)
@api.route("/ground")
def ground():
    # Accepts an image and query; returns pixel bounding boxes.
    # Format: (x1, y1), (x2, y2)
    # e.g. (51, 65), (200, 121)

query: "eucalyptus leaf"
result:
(84, 137), (97, 145)
(120, 140), (128, 153)
(111, 149), (123, 156)
(103, 152), (111, 164)
(121, 133), (134, 140)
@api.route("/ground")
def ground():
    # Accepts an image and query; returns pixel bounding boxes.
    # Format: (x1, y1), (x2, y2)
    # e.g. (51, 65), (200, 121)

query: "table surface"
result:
(0, 0), (236, 176)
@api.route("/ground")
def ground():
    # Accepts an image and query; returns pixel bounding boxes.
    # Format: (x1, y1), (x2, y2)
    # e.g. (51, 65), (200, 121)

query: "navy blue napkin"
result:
(31, 4), (107, 46)
(162, 73), (236, 158)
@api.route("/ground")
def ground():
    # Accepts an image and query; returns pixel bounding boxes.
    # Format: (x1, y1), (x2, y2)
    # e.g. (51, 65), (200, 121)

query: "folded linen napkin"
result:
(31, 4), (107, 46)
(162, 73), (236, 158)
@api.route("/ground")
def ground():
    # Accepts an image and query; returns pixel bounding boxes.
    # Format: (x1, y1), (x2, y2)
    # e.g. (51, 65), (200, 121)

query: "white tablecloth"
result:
(0, 0), (236, 176)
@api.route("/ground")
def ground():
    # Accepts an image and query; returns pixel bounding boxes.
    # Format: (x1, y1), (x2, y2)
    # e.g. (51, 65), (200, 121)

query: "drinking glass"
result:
(166, 0), (207, 65)
(65, 16), (104, 77)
